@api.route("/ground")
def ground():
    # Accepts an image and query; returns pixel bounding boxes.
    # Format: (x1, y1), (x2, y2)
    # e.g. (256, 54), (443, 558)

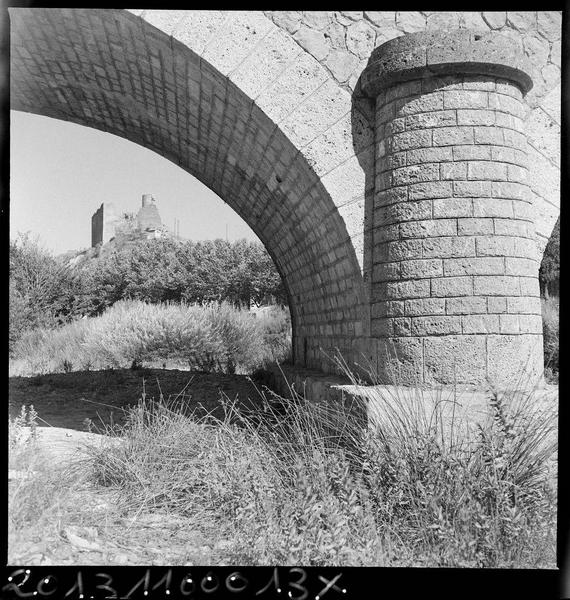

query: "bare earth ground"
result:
(9, 368), (266, 431)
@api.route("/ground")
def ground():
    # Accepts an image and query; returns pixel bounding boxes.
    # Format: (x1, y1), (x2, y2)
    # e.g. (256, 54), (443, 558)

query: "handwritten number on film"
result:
(4, 568), (345, 598)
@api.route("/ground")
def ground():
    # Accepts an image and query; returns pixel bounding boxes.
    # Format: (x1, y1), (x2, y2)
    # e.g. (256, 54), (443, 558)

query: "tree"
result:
(9, 233), (88, 349)
(539, 217), (560, 297)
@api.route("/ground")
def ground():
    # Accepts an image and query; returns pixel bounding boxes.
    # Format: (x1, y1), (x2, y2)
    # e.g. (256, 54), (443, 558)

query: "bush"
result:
(10, 300), (291, 376)
(542, 296), (559, 382)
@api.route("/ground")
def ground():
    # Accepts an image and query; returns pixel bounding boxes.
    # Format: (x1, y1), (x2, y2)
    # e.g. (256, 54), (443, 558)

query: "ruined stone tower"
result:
(91, 194), (165, 247)
(136, 194), (162, 233)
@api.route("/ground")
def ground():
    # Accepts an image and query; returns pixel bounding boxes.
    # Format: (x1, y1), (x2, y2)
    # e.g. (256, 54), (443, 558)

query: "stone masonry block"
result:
(424, 335), (487, 385)
(494, 219), (531, 237)
(400, 258), (443, 278)
(377, 337), (424, 384)
(502, 129), (527, 149)
(499, 314), (520, 334)
(408, 181), (453, 200)
(488, 92), (525, 117)
(487, 335), (544, 387)
(423, 236), (476, 259)
(432, 126), (474, 146)
(505, 257), (539, 277)
(474, 126), (505, 145)
(488, 297), (508, 313)
(433, 197), (473, 218)
(372, 261), (400, 282)
(512, 201), (533, 221)
(375, 187), (409, 206)
(490, 145), (527, 165)
(386, 300), (406, 316)
(453, 180), (492, 197)
(393, 317), (412, 336)
(473, 275), (521, 296)
(386, 239), (424, 260)
(371, 317), (394, 336)
(507, 164), (528, 183)
(405, 110), (457, 130)
(476, 235), (516, 256)
(515, 237), (540, 260)
(405, 297), (446, 316)
(389, 129), (433, 152)
(453, 145), (492, 161)
(457, 109), (496, 126)
(397, 92), (444, 116)
(443, 90), (488, 109)
(382, 278), (431, 299)
(441, 161), (468, 180)
(472, 198), (514, 218)
(431, 276), (473, 297)
(495, 112), (521, 129)
(407, 146), (453, 165)
(411, 315), (462, 336)
(375, 199), (432, 226)
(520, 277), (541, 297)
(468, 161), (507, 180)
(518, 314), (544, 334)
(457, 217), (494, 235)
(371, 300), (405, 319)
(446, 296), (488, 314)
(443, 256), (504, 276)
(391, 163), (440, 186)
(507, 296), (542, 314)
(400, 218), (457, 239)
(462, 314), (500, 334)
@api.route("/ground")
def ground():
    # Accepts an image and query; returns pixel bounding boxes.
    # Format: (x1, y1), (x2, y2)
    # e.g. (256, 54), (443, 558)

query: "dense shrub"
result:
(10, 300), (291, 376)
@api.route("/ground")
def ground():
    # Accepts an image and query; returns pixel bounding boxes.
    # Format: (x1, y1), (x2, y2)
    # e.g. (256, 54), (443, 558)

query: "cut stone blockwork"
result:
(11, 11), (558, 390)
(361, 30), (544, 387)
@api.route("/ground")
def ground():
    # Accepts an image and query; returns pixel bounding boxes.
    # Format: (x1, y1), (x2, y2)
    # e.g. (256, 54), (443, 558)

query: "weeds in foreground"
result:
(81, 366), (556, 567)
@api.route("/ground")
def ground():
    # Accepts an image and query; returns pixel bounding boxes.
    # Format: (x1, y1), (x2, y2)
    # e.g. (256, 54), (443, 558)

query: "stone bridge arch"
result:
(10, 9), (560, 387)
(10, 8), (372, 373)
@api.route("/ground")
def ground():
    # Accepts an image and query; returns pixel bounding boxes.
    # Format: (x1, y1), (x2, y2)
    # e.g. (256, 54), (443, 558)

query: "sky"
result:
(10, 111), (260, 256)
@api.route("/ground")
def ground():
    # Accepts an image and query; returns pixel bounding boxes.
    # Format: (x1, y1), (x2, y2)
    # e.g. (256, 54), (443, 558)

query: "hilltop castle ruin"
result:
(91, 194), (167, 247)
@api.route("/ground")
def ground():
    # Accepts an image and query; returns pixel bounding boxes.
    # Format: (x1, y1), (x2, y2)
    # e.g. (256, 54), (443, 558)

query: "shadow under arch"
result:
(10, 7), (369, 374)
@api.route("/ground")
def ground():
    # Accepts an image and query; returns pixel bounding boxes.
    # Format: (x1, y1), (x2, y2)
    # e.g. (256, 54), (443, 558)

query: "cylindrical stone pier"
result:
(361, 30), (544, 388)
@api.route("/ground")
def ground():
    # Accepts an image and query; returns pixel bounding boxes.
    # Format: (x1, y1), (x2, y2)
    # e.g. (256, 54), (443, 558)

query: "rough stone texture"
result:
(363, 30), (544, 387)
(10, 10), (560, 385)
(265, 10), (560, 253)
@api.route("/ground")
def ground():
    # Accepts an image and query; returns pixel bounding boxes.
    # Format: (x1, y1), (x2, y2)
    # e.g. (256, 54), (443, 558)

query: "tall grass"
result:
(10, 300), (291, 377)
(83, 365), (557, 567)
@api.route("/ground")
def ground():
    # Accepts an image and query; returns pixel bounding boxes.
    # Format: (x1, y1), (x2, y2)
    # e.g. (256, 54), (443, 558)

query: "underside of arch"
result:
(9, 7), (369, 373)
